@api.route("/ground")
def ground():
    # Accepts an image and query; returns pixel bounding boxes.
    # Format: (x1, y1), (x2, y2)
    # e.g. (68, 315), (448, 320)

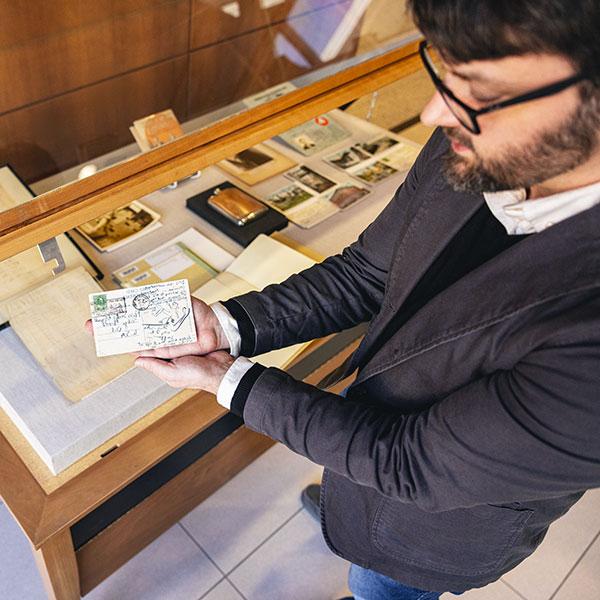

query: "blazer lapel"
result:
(349, 173), (483, 371)
(355, 201), (600, 384)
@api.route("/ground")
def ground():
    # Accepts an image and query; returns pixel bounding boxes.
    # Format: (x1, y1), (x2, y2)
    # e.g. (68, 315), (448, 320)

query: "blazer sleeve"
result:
(223, 130), (448, 356)
(237, 314), (600, 512)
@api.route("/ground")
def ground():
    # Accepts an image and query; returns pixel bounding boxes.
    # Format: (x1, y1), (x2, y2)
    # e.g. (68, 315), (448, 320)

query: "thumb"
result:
(84, 319), (94, 336)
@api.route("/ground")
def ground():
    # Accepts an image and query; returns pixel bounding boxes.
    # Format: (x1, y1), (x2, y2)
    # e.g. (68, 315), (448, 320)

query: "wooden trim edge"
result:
(0, 42), (422, 261)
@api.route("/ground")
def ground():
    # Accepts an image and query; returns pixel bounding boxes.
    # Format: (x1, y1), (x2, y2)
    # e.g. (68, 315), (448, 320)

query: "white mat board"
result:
(0, 327), (178, 475)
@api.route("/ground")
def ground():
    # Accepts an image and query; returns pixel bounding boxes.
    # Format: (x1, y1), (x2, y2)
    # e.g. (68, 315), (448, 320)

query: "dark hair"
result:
(407, 0), (600, 84)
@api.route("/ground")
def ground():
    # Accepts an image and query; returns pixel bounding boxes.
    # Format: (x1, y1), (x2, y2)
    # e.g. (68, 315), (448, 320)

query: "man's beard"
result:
(442, 92), (600, 194)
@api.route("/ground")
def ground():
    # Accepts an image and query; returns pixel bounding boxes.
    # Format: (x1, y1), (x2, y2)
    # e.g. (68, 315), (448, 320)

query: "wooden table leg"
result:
(33, 529), (80, 600)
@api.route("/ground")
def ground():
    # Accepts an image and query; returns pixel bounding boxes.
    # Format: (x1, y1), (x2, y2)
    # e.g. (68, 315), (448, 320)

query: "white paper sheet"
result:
(226, 234), (315, 290)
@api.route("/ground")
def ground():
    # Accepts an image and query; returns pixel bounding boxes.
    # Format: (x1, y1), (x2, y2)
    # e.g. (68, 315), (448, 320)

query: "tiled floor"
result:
(2, 443), (600, 600)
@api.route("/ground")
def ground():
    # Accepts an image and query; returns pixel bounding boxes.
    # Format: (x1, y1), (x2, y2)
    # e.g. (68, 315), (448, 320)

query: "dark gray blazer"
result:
(230, 129), (600, 593)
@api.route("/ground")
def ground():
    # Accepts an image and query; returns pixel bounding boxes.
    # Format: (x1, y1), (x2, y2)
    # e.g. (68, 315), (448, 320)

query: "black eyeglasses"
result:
(419, 40), (587, 134)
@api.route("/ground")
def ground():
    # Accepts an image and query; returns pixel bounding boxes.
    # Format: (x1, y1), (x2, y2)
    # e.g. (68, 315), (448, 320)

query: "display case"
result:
(0, 2), (431, 598)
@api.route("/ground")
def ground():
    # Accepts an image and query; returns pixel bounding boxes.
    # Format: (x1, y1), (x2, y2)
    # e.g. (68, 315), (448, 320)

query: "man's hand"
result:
(85, 297), (230, 359)
(135, 351), (235, 394)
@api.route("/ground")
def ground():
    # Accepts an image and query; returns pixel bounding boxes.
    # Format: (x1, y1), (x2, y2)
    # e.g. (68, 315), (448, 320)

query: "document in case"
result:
(192, 235), (316, 369)
(3, 267), (134, 402)
(0, 165), (36, 212)
(277, 114), (350, 156)
(90, 279), (197, 357)
(113, 228), (235, 289)
(264, 175), (369, 228)
(326, 137), (422, 185)
(0, 233), (99, 324)
(76, 200), (161, 253)
(131, 109), (184, 151)
(217, 143), (296, 186)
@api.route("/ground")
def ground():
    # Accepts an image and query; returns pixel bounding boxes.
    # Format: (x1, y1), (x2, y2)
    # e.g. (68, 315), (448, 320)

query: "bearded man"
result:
(133, 1), (600, 597)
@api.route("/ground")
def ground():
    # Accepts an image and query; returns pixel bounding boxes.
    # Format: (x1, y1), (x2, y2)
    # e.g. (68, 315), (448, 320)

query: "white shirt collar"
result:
(484, 180), (600, 235)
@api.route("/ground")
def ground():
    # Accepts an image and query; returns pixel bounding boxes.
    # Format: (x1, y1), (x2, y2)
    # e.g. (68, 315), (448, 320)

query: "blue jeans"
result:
(349, 563), (456, 600)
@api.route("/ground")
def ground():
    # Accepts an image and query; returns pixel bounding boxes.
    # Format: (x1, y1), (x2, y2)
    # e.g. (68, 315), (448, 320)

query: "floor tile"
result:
(201, 579), (245, 600)
(442, 580), (525, 600)
(86, 524), (222, 600)
(181, 443), (323, 573)
(502, 489), (600, 600)
(552, 533), (600, 600)
(229, 510), (350, 600)
(0, 503), (46, 600)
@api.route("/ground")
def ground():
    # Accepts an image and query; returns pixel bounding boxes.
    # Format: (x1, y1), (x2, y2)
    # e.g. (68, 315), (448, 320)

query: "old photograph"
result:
(286, 166), (336, 193)
(76, 201), (161, 252)
(357, 135), (399, 156)
(266, 185), (314, 212)
(325, 183), (369, 209)
(218, 143), (296, 185)
(326, 145), (372, 169)
(354, 161), (398, 184)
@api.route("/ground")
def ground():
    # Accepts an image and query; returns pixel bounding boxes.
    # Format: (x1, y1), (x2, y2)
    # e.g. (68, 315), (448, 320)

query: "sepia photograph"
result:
(76, 201), (161, 252)
(223, 147), (273, 171)
(286, 166), (336, 193)
(354, 161), (398, 184)
(293, 134), (317, 152)
(218, 143), (296, 185)
(357, 135), (399, 156)
(325, 183), (369, 209)
(326, 145), (372, 170)
(132, 109), (183, 151)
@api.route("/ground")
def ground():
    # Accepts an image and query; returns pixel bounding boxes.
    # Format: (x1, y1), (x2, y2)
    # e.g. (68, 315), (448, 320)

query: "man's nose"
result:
(420, 91), (461, 129)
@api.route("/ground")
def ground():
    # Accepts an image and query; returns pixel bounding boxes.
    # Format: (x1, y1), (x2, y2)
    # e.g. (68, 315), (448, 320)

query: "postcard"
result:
(90, 279), (197, 357)
(285, 166), (336, 193)
(217, 143), (296, 186)
(357, 135), (399, 156)
(132, 109), (184, 151)
(266, 184), (314, 212)
(284, 197), (340, 229)
(379, 142), (422, 172)
(265, 184), (339, 228)
(76, 201), (161, 252)
(325, 145), (372, 170)
(277, 114), (351, 156)
(353, 161), (398, 184)
(324, 183), (370, 209)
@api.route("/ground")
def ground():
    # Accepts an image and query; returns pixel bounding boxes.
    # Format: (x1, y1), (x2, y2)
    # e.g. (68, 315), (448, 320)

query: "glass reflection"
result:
(0, 0), (416, 198)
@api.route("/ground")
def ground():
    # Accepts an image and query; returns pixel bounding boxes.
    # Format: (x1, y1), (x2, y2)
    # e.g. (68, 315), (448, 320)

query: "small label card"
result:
(89, 279), (196, 357)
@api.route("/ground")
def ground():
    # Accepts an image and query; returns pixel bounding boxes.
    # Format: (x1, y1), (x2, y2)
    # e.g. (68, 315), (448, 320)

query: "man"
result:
(133, 1), (600, 597)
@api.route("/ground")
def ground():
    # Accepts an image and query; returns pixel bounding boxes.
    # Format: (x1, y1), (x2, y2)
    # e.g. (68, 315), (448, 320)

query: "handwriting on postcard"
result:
(89, 279), (196, 357)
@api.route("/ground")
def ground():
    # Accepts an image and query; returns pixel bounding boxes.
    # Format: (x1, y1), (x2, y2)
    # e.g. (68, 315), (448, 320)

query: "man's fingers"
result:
(84, 319), (94, 336)
(135, 357), (179, 385)
(135, 353), (232, 394)
(133, 342), (202, 359)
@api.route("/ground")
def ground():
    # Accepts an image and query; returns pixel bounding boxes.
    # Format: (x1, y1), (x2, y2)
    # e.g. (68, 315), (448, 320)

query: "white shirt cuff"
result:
(210, 301), (242, 357)
(216, 357), (255, 409)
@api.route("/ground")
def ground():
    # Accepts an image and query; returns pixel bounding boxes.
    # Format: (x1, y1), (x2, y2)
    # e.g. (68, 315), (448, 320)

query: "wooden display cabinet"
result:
(0, 18), (422, 598)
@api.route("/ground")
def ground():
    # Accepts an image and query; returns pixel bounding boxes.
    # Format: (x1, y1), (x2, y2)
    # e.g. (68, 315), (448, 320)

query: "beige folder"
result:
(4, 267), (133, 402)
